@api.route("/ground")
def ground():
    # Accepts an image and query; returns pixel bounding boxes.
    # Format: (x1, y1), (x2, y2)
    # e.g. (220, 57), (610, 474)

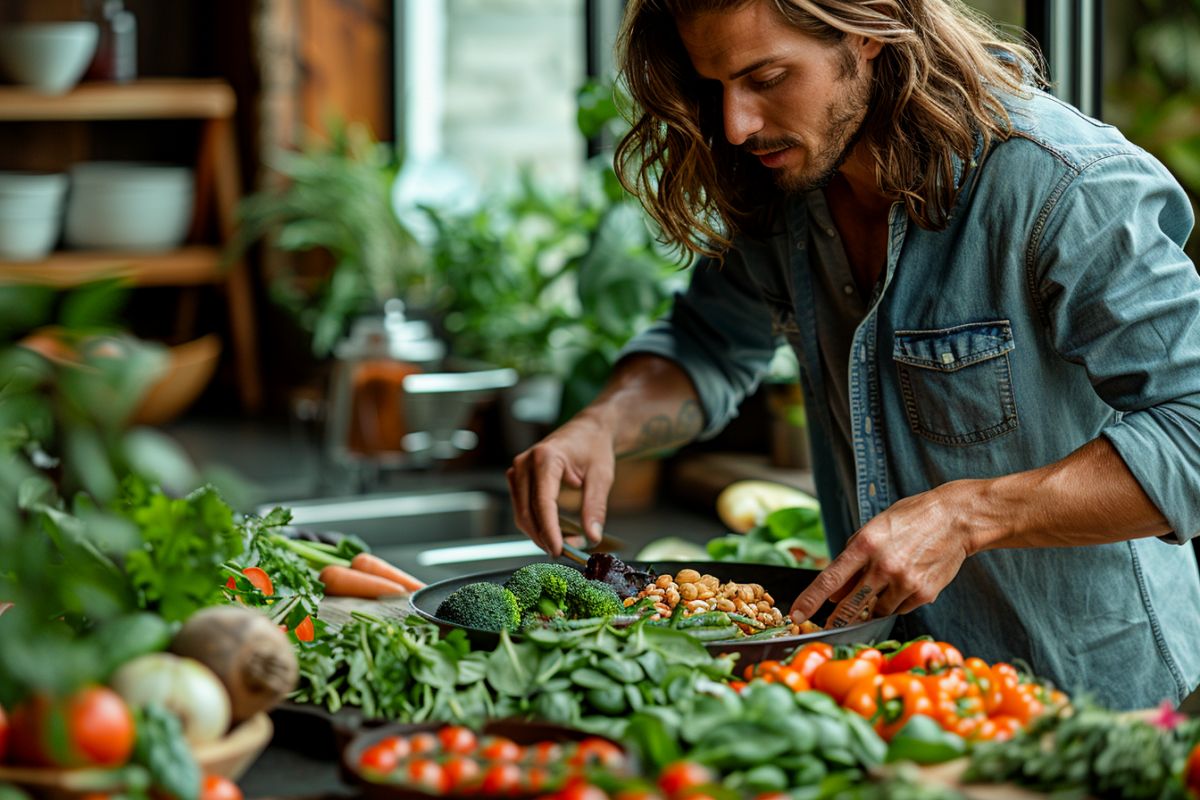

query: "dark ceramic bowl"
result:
(410, 561), (896, 667)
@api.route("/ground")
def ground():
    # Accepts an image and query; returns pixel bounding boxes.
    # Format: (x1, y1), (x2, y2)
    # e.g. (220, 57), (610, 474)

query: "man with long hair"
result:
(506, 0), (1200, 709)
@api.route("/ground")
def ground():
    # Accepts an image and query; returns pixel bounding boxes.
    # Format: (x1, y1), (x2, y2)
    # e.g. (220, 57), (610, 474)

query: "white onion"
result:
(110, 652), (231, 744)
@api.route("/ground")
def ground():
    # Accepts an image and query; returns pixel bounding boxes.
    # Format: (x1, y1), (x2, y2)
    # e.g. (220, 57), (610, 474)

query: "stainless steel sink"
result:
(259, 488), (516, 549)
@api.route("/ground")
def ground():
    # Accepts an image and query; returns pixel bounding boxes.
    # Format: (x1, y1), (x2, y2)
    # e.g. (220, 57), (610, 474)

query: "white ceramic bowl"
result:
(0, 22), (98, 95)
(0, 171), (68, 260)
(65, 162), (195, 251)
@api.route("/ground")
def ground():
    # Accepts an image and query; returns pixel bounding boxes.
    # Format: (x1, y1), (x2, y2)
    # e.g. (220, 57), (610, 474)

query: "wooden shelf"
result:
(0, 79), (236, 121)
(0, 246), (227, 288)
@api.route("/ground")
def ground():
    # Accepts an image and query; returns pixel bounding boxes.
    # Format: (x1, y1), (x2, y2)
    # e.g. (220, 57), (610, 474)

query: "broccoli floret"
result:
(564, 578), (625, 619)
(504, 563), (586, 611)
(436, 582), (521, 632)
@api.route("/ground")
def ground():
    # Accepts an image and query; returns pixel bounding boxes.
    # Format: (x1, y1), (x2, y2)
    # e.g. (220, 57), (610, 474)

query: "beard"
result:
(743, 60), (872, 195)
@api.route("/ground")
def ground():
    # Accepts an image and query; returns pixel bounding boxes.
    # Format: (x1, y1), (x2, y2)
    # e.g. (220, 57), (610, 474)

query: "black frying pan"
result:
(410, 560), (896, 667)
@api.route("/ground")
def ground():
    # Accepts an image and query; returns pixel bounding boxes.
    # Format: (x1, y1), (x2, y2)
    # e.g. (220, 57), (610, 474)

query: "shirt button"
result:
(864, 417), (872, 434)
(868, 482), (877, 497)
(824, 227), (836, 237)
(842, 284), (855, 296)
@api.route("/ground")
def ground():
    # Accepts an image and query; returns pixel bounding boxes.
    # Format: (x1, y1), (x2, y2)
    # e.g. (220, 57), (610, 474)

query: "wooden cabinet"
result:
(0, 78), (262, 412)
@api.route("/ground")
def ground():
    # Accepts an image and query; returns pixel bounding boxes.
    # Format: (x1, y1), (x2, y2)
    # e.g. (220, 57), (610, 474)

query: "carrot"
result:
(319, 565), (409, 599)
(350, 552), (426, 592)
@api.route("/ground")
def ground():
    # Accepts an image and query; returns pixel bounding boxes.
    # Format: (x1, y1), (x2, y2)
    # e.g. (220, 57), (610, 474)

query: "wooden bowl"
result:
(131, 333), (221, 425)
(0, 713), (272, 799)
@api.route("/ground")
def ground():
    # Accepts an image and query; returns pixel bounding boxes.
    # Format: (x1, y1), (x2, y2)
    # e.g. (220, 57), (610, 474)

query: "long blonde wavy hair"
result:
(614, 0), (1045, 258)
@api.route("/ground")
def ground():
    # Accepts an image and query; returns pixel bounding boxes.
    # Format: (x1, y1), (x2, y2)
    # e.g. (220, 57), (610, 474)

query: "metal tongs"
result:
(556, 511), (593, 565)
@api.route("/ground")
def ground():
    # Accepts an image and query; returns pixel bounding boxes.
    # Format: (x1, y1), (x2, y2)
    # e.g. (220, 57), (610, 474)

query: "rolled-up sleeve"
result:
(618, 248), (779, 439)
(1033, 151), (1200, 542)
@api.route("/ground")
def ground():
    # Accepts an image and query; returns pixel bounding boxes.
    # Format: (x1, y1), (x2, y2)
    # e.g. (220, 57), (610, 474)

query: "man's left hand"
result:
(789, 479), (987, 628)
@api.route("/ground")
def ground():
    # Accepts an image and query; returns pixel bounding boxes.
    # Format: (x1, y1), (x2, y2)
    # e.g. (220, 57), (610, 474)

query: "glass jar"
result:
(84, 0), (137, 83)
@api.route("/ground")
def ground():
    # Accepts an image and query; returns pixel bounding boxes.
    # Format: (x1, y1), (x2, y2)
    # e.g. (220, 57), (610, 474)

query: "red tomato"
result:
(523, 766), (554, 793)
(557, 781), (609, 800)
(377, 735), (411, 759)
(883, 641), (945, 674)
(875, 674), (935, 741)
(788, 642), (834, 681)
(657, 761), (716, 798)
(997, 685), (1045, 725)
(527, 740), (563, 765)
(480, 762), (523, 795)
(1184, 743), (1200, 798)
(437, 725), (478, 755)
(480, 736), (523, 762)
(778, 669), (810, 692)
(225, 566), (274, 597)
(200, 775), (244, 800)
(0, 703), (8, 763)
(293, 615), (315, 642)
(853, 648), (885, 669)
(409, 731), (441, 755)
(812, 657), (879, 704)
(11, 687), (136, 768)
(407, 759), (449, 794)
(443, 755), (482, 791)
(569, 738), (625, 770)
(358, 742), (399, 773)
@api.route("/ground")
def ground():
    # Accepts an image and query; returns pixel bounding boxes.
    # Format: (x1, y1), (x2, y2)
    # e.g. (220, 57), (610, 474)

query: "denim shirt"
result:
(622, 88), (1200, 710)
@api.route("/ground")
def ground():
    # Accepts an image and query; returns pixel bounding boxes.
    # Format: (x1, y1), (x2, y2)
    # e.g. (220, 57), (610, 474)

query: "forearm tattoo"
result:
(621, 400), (703, 459)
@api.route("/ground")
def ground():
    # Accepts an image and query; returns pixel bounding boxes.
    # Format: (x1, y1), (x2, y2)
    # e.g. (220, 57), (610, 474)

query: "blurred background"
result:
(0, 0), (1197, 575)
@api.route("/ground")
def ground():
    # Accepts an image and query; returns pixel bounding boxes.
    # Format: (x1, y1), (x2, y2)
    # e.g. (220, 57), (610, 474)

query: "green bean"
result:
(727, 612), (766, 630)
(686, 624), (743, 641)
(737, 625), (792, 641)
(675, 611), (732, 629)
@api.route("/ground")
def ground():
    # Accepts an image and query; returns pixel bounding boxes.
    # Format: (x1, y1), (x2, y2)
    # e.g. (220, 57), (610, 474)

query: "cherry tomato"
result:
(480, 735), (523, 762)
(377, 735), (411, 759)
(407, 759), (450, 794)
(1184, 742), (1200, 798)
(443, 754), (482, 791)
(437, 725), (478, 755)
(985, 714), (1022, 741)
(883, 641), (945, 674)
(481, 762), (523, 795)
(293, 615), (315, 642)
(358, 742), (399, 773)
(523, 766), (554, 793)
(570, 737), (625, 770)
(788, 642), (834, 681)
(812, 657), (879, 704)
(963, 656), (991, 679)
(657, 761), (717, 797)
(408, 731), (440, 755)
(200, 775), (244, 800)
(527, 740), (563, 765)
(557, 781), (609, 800)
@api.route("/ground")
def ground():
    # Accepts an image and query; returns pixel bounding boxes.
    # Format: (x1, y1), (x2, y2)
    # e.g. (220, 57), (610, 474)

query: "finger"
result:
(564, 534), (587, 549)
(824, 577), (884, 629)
(828, 568), (865, 604)
(531, 457), (568, 557)
(872, 584), (909, 619)
(790, 549), (868, 624)
(579, 463), (613, 546)
(506, 465), (537, 546)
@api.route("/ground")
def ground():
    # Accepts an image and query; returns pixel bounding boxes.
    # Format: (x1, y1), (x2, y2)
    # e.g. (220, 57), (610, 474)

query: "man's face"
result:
(677, 0), (875, 193)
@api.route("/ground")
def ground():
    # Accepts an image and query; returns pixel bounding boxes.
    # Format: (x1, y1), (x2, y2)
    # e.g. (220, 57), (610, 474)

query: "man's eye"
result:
(753, 73), (786, 89)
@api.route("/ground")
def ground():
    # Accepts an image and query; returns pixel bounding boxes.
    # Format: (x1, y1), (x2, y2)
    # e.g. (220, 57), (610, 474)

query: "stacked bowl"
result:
(0, 172), (69, 261)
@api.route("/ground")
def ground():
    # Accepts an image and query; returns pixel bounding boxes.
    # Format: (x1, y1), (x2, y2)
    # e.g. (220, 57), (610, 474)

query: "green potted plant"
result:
(228, 120), (428, 358)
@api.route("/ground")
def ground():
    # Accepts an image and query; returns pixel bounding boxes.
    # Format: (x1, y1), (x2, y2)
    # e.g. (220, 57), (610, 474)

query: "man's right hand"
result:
(507, 412), (616, 557)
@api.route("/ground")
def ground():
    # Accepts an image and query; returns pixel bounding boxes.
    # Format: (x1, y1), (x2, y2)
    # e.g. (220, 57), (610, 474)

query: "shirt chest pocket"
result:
(893, 320), (1018, 446)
